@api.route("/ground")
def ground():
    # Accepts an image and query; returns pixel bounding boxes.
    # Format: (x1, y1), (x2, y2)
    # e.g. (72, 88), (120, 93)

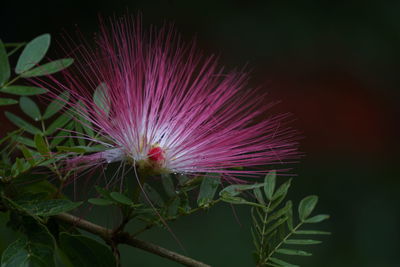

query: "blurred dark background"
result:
(1, 1), (399, 266)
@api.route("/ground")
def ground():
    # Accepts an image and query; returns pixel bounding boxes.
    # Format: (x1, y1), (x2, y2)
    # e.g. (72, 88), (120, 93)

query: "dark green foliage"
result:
(59, 233), (116, 267)
(17, 199), (82, 217)
(197, 174), (220, 207)
(1, 236), (55, 267)
(220, 182), (266, 208)
(0, 40), (10, 86)
(45, 114), (71, 135)
(0, 33), (72, 109)
(161, 174), (176, 198)
(110, 192), (134, 205)
(0, 34), (331, 267)
(250, 171), (330, 267)
(89, 187), (136, 207)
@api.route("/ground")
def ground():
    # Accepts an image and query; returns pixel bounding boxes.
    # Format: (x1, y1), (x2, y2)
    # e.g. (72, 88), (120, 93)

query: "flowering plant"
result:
(0, 17), (329, 267)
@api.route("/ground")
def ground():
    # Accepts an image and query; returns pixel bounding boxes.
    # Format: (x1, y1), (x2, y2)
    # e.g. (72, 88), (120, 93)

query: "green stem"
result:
(7, 43), (25, 57)
(186, 199), (221, 215)
(4, 42), (26, 47)
(40, 119), (65, 193)
(264, 222), (303, 264)
(2, 75), (21, 88)
(258, 201), (272, 263)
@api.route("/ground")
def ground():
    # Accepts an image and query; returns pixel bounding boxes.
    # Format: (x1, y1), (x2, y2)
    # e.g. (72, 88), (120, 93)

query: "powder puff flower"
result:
(42, 16), (298, 180)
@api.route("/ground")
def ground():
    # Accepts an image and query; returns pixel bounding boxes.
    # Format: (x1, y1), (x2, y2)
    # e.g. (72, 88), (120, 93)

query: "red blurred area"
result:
(269, 70), (394, 156)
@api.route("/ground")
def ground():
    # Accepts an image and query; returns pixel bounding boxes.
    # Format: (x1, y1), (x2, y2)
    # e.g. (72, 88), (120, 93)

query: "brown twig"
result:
(55, 213), (211, 267)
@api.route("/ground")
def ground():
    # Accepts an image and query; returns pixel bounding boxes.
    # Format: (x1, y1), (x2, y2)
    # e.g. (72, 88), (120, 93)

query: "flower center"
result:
(147, 146), (165, 163)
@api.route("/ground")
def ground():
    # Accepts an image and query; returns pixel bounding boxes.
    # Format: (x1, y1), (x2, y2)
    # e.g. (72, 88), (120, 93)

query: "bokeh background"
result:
(1, 1), (399, 266)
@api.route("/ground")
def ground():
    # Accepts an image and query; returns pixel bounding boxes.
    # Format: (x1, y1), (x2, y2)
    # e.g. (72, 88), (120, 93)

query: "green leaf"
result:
(110, 192), (133, 205)
(276, 248), (312, 256)
(197, 174), (220, 207)
(77, 145), (107, 152)
(75, 121), (86, 146)
(284, 239), (322, 245)
(176, 174), (190, 185)
(1, 196), (39, 221)
(161, 174), (176, 198)
(253, 187), (265, 205)
(56, 146), (86, 153)
(142, 183), (164, 207)
(298, 195), (318, 221)
(95, 186), (113, 199)
(15, 34), (51, 74)
(54, 247), (74, 267)
(1, 238), (54, 267)
(21, 58), (74, 77)
(266, 201), (292, 224)
(286, 200), (294, 230)
(268, 193), (287, 212)
(221, 195), (264, 208)
(304, 214), (330, 223)
(93, 82), (110, 115)
(264, 170), (276, 200)
(57, 145), (107, 153)
(18, 199), (82, 217)
(220, 183), (265, 197)
(34, 134), (50, 155)
(272, 178), (292, 200)
(178, 192), (191, 213)
(0, 98), (18, 106)
(265, 216), (288, 236)
(1, 218), (55, 267)
(5, 111), (42, 134)
(49, 121), (74, 147)
(0, 85), (47, 95)
(22, 216), (56, 246)
(20, 96), (41, 121)
(11, 157), (30, 176)
(250, 227), (260, 251)
(167, 197), (180, 217)
(20, 144), (36, 166)
(43, 91), (69, 119)
(78, 115), (94, 137)
(75, 101), (94, 137)
(269, 257), (299, 267)
(0, 39), (10, 86)
(12, 135), (35, 147)
(88, 198), (114, 206)
(45, 114), (71, 135)
(294, 230), (331, 235)
(59, 232), (116, 267)
(14, 180), (58, 200)
(221, 195), (248, 204)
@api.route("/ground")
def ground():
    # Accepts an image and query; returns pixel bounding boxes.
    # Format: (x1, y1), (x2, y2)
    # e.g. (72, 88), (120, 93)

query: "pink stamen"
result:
(33, 15), (300, 180)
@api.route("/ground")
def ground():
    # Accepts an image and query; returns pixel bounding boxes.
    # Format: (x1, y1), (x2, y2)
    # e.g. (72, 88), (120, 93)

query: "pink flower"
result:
(44, 16), (299, 179)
